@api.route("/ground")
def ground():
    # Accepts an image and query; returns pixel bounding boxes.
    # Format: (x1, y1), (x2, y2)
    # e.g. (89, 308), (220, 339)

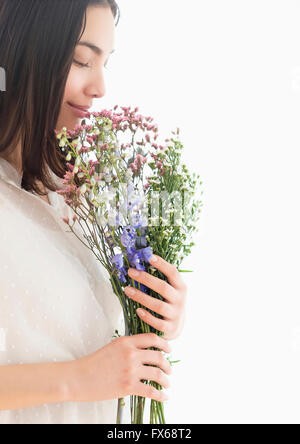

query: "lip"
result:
(68, 102), (91, 111)
(68, 102), (91, 118)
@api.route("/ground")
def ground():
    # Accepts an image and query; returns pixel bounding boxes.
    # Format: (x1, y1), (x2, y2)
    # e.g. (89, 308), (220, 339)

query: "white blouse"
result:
(0, 157), (130, 424)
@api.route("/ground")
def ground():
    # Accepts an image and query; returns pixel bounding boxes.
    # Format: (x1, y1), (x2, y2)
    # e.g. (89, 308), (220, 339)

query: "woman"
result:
(0, 0), (187, 424)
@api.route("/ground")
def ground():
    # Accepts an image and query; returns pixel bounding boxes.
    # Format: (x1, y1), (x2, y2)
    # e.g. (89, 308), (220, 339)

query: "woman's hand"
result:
(68, 333), (172, 403)
(124, 255), (187, 341)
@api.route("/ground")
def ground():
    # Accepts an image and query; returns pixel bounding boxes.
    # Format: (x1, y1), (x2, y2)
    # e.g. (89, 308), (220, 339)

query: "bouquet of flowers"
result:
(54, 105), (203, 424)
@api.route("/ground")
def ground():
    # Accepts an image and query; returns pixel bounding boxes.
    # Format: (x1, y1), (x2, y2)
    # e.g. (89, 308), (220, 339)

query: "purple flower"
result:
(120, 184), (141, 215)
(111, 253), (127, 283)
(126, 246), (134, 264)
(136, 235), (147, 248)
(131, 213), (144, 229)
(131, 251), (146, 271)
(132, 280), (149, 294)
(111, 253), (124, 269)
(120, 225), (136, 248)
(139, 246), (153, 263)
(126, 246), (141, 270)
(139, 227), (148, 236)
(118, 272), (127, 284)
(105, 230), (117, 248)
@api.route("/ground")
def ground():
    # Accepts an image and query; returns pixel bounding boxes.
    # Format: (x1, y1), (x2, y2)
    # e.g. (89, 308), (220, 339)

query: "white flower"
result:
(159, 217), (170, 225)
(108, 210), (119, 227)
(91, 199), (100, 208)
(73, 138), (82, 152)
(149, 216), (159, 227)
(96, 211), (107, 227)
(104, 174), (112, 183)
(96, 190), (116, 205)
(75, 157), (81, 167)
(59, 137), (67, 148)
(125, 170), (133, 180)
(103, 167), (111, 175)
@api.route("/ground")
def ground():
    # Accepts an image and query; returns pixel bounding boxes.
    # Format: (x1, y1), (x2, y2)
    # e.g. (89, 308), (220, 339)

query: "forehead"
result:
(78, 5), (115, 55)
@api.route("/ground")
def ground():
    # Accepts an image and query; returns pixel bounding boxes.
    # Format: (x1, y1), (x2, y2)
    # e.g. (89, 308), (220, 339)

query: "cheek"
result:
(63, 69), (85, 100)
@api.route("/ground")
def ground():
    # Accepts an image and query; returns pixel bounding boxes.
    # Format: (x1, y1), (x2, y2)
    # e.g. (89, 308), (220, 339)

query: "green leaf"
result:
(178, 269), (194, 273)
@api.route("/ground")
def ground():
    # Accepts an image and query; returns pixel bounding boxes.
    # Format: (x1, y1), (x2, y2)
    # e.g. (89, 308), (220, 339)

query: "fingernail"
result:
(137, 308), (145, 317)
(126, 286), (135, 296)
(151, 255), (158, 262)
(129, 268), (139, 277)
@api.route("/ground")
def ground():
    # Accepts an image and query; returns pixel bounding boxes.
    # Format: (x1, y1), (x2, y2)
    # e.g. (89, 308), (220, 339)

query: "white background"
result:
(93, 0), (300, 424)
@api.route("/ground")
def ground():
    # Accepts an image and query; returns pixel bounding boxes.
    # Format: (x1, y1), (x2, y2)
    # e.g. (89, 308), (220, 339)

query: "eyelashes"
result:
(73, 59), (109, 70)
(73, 60), (90, 68)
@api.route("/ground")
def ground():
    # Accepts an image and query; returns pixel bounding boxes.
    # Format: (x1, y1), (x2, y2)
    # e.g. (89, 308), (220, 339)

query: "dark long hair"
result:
(0, 0), (120, 195)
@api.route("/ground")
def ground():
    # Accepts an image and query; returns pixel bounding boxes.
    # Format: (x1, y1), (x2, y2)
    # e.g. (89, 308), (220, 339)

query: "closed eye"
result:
(73, 59), (109, 70)
(73, 59), (90, 68)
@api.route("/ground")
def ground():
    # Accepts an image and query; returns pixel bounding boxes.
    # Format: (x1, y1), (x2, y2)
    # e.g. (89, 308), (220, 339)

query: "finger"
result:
(149, 254), (187, 291)
(136, 308), (171, 335)
(139, 350), (172, 375)
(124, 286), (174, 319)
(128, 268), (177, 303)
(132, 332), (171, 353)
(135, 382), (168, 402)
(139, 366), (170, 390)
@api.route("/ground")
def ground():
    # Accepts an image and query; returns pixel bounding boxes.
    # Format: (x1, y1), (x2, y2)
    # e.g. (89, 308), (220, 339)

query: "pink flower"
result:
(86, 136), (94, 145)
(136, 154), (143, 163)
(66, 162), (74, 172)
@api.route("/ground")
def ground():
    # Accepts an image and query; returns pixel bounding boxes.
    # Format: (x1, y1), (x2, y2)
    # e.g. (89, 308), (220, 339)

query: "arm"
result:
(0, 360), (73, 411)
(0, 333), (172, 411)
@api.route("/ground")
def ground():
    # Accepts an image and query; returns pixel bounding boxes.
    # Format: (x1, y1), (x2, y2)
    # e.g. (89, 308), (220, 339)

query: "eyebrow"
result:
(77, 41), (115, 56)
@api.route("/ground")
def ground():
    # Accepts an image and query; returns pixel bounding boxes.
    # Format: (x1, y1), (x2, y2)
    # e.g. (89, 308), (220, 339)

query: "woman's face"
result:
(56, 5), (115, 132)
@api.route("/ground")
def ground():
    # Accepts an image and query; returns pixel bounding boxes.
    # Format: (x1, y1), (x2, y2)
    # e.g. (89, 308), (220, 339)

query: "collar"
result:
(0, 157), (22, 188)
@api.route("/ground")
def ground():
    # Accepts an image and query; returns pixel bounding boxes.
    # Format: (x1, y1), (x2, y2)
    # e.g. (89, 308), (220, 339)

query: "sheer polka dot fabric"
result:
(0, 158), (128, 424)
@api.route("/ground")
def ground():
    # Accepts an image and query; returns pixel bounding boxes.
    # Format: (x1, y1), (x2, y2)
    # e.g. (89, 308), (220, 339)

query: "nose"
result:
(86, 68), (106, 99)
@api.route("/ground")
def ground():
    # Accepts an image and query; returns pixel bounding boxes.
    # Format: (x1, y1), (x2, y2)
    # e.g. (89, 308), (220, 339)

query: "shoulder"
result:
(0, 178), (18, 211)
